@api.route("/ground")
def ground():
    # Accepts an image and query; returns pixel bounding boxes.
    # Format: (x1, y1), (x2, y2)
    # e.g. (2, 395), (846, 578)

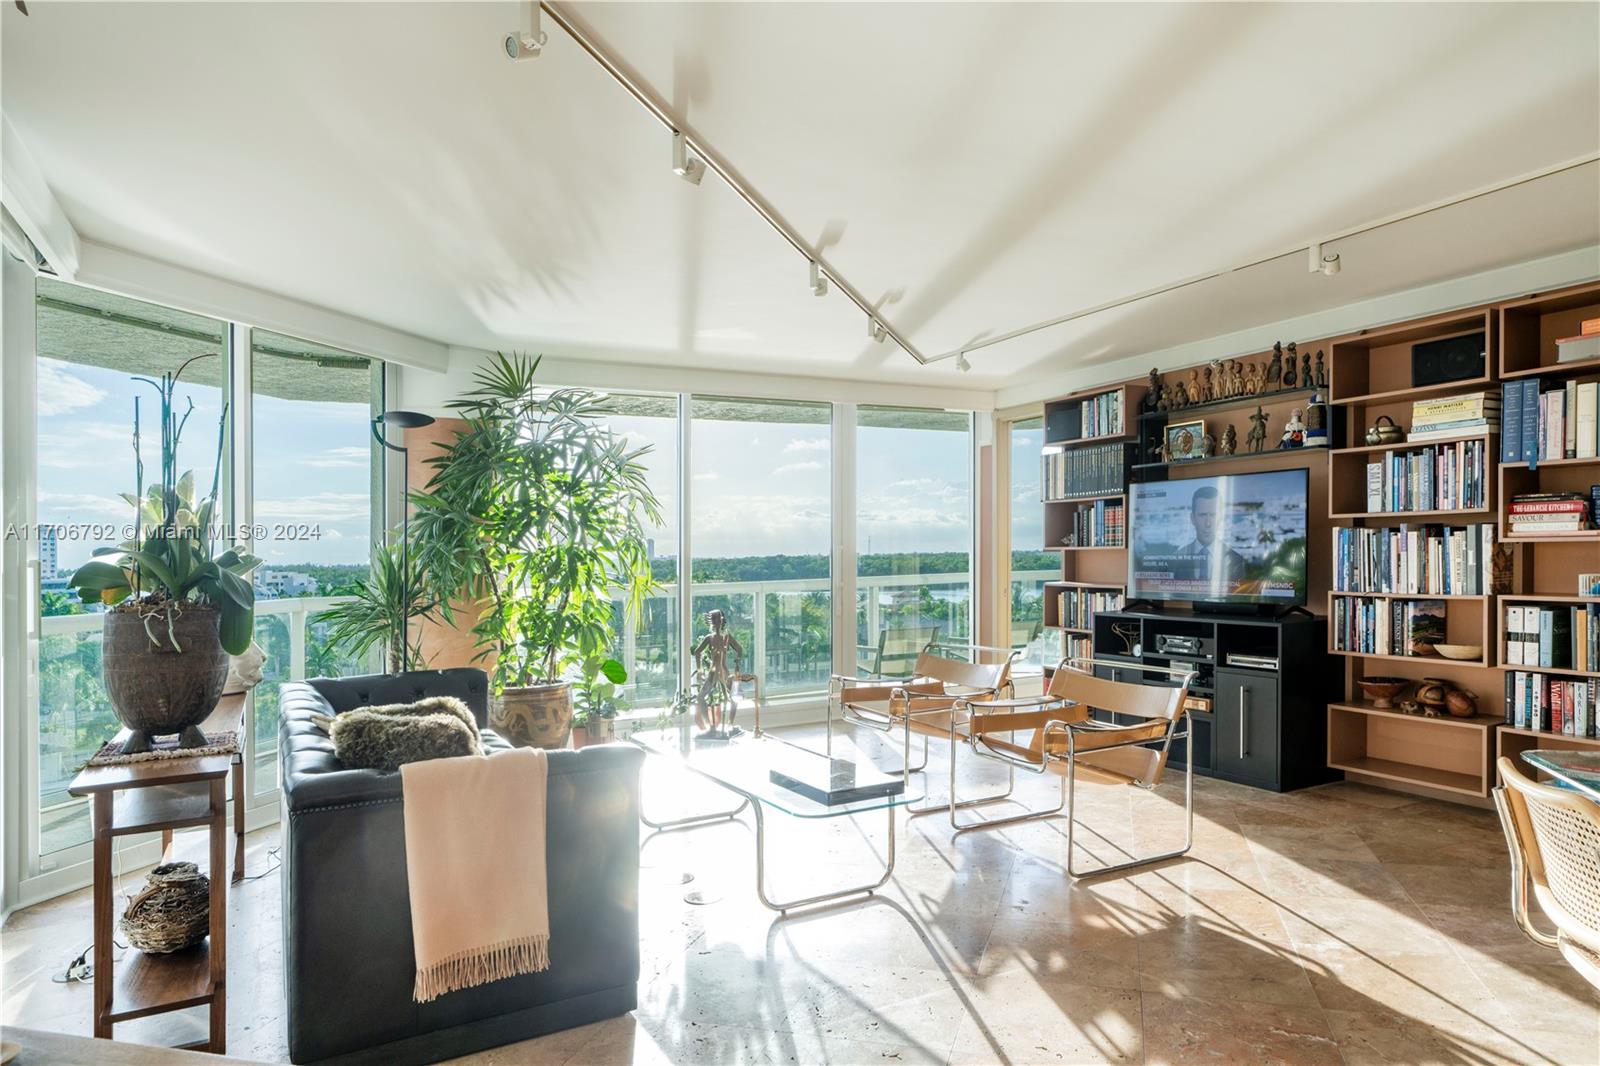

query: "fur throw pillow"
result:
(317, 696), (483, 773)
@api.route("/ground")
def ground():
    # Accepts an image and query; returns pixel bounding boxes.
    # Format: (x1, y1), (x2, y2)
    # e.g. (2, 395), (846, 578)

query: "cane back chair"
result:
(1493, 756), (1600, 990)
(829, 644), (1017, 806)
(950, 657), (1194, 877)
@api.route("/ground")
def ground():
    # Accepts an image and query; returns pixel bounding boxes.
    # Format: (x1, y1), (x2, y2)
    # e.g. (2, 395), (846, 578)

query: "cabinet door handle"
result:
(1240, 685), (1249, 759)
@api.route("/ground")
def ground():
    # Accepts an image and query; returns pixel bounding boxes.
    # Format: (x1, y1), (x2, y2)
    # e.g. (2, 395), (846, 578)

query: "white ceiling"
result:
(4, 2), (1598, 391)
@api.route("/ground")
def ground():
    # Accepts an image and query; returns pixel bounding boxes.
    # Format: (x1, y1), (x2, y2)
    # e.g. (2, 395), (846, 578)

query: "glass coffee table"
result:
(1521, 749), (1600, 803)
(629, 726), (925, 914)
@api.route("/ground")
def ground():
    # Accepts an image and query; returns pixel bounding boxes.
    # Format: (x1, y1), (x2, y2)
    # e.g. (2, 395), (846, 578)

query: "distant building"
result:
(40, 526), (57, 577)
(256, 569), (318, 598)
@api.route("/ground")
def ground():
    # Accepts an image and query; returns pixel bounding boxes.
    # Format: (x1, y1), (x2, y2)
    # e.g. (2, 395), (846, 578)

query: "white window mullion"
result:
(832, 403), (856, 677)
(676, 393), (693, 698)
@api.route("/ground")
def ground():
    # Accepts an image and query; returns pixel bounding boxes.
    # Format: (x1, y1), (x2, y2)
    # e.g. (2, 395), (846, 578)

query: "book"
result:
(1577, 381), (1598, 460)
(1507, 606), (1526, 666)
(1556, 333), (1600, 363)
(1407, 600), (1447, 655)
(1583, 316), (1600, 337)
(1502, 381), (1522, 464)
(1523, 379), (1540, 465)
(1580, 573), (1600, 596)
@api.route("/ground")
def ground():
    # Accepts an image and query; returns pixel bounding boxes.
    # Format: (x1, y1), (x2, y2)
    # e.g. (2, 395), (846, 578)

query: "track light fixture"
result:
(1309, 243), (1341, 277)
(671, 132), (704, 185)
(810, 261), (828, 298)
(504, 1), (547, 60)
(868, 319), (887, 343)
(956, 352), (972, 373)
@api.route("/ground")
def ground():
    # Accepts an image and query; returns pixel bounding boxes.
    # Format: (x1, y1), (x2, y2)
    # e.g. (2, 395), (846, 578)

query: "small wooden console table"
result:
(67, 693), (246, 1054)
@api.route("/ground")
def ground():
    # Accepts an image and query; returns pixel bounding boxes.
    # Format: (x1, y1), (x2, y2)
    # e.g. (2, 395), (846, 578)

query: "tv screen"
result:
(1128, 469), (1309, 606)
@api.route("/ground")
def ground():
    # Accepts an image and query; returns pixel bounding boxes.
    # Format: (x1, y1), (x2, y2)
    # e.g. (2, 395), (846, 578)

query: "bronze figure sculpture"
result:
(1247, 405), (1269, 453)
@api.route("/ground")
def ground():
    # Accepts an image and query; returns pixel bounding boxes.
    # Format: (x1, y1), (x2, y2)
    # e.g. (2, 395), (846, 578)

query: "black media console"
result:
(1084, 608), (1338, 792)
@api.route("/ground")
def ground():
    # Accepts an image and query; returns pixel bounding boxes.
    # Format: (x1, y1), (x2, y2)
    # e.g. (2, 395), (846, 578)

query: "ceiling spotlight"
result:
(956, 352), (971, 373)
(810, 261), (828, 297)
(1309, 243), (1341, 277)
(868, 319), (887, 343)
(671, 132), (704, 185)
(504, 2), (547, 60)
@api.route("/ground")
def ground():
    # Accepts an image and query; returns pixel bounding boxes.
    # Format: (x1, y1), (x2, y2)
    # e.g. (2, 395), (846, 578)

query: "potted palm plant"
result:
(68, 357), (261, 753)
(410, 353), (659, 749)
(317, 537), (436, 675)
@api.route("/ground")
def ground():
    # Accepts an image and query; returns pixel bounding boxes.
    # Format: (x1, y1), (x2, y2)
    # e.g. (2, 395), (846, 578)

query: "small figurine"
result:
(1200, 431), (1215, 458)
(689, 609), (754, 741)
(1314, 348), (1327, 390)
(1226, 360), (1241, 398)
(1243, 363), (1260, 396)
(1300, 348), (1312, 389)
(1144, 368), (1163, 412)
(1278, 407), (1306, 449)
(1185, 369), (1202, 405)
(1219, 423), (1238, 456)
(1247, 405), (1269, 453)
(1283, 342), (1298, 388)
(1167, 380), (1187, 409)
(1266, 343), (1283, 389)
(1200, 365), (1214, 403)
(1154, 438), (1171, 464)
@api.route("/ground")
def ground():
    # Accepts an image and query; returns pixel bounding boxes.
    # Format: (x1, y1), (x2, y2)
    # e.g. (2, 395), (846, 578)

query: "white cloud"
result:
(774, 460), (824, 475)
(300, 446), (371, 469)
(692, 472), (720, 482)
(37, 362), (108, 417)
(783, 437), (830, 454)
(254, 493), (370, 523)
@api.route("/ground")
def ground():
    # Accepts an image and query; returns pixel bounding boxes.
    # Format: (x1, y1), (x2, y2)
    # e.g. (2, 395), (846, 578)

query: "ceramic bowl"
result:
(1357, 676), (1409, 709)
(1434, 644), (1483, 661)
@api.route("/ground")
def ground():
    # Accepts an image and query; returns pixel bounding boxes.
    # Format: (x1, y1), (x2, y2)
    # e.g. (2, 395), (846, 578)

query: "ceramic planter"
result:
(102, 606), (229, 754)
(494, 681), (574, 749)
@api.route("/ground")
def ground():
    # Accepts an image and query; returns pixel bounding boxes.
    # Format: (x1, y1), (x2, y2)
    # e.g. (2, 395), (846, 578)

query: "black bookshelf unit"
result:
(1086, 608), (1338, 792)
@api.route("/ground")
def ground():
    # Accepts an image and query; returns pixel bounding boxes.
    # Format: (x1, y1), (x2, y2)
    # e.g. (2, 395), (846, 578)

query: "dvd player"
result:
(1225, 653), (1279, 671)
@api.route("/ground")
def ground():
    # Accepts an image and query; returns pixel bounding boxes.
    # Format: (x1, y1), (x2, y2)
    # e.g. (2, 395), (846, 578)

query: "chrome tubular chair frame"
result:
(1492, 784), (1560, 949)
(950, 657), (1196, 879)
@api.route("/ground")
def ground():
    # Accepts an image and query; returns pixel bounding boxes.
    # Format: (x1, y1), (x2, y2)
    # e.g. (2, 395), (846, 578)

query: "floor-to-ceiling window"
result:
(33, 279), (228, 859)
(1008, 416), (1054, 669)
(597, 392), (679, 711)
(689, 396), (833, 699)
(248, 330), (382, 798)
(855, 406), (972, 674)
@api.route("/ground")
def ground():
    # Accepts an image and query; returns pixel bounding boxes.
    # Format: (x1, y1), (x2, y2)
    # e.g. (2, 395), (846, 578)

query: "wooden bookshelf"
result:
(1498, 283), (1600, 379)
(1328, 700), (1499, 798)
(1327, 310), (1495, 404)
(1044, 382), (1142, 446)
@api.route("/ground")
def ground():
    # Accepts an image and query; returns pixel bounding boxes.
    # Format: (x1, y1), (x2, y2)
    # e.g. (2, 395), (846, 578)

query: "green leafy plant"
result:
(317, 538), (436, 675)
(68, 356), (261, 654)
(574, 656), (628, 725)
(410, 352), (661, 692)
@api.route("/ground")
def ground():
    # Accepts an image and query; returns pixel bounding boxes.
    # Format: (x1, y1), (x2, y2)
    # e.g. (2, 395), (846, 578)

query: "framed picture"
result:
(1165, 419), (1205, 462)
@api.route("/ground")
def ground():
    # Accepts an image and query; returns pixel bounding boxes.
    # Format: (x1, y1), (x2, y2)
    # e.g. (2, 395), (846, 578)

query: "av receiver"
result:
(1156, 634), (1213, 657)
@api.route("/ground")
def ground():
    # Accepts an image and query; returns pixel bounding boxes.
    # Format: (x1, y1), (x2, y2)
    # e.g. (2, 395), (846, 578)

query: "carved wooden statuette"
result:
(1247, 405), (1269, 453)
(1301, 349), (1312, 390)
(1200, 431), (1215, 458)
(1186, 369), (1202, 405)
(1144, 368), (1163, 412)
(1219, 423), (1237, 455)
(1200, 365), (1214, 403)
(1266, 343), (1283, 389)
(1314, 348), (1327, 389)
(1283, 342), (1298, 388)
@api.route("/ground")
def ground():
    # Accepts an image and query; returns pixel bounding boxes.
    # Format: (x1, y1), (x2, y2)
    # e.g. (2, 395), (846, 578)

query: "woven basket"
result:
(120, 861), (210, 954)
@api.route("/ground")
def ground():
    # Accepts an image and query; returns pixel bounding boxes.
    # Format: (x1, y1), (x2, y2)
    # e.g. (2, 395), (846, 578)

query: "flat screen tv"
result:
(1127, 469), (1309, 607)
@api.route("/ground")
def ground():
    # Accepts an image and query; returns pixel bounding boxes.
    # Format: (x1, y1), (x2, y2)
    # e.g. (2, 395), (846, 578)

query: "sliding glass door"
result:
(854, 406), (973, 674)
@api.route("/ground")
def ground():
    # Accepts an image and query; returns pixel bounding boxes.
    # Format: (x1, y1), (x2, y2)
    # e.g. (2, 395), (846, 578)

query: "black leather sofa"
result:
(279, 668), (644, 1065)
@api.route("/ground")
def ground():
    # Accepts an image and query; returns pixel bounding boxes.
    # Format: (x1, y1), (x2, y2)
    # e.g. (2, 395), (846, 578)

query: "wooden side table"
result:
(67, 694), (246, 1054)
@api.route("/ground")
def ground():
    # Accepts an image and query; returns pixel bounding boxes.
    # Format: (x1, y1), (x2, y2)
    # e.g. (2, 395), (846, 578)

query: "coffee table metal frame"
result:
(631, 729), (900, 915)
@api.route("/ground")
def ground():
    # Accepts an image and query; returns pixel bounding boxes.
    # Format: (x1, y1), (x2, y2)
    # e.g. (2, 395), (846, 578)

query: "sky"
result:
(37, 357), (373, 572)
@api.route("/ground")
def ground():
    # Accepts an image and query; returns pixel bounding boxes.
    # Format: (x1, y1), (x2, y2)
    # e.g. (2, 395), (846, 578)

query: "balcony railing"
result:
(36, 569), (1056, 855)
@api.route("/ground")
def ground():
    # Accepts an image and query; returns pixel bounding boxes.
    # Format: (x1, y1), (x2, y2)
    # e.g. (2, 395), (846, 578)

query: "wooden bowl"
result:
(1358, 676), (1409, 709)
(1434, 644), (1483, 661)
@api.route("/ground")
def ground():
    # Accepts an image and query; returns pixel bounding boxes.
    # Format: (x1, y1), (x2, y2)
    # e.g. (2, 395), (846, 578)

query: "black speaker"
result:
(1412, 331), (1485, 388)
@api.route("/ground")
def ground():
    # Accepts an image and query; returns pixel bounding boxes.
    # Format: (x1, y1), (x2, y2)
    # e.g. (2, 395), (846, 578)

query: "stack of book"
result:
(1500, 379), (1599, 462)
(1061, 632), (1092, 666)
(1055, 588), (1123, 630)
(1332, 524), (1496, 596)
(1408, 391), (1499, 443)
(1331, 597), (1447, 658)
(1061, 499), (1125, 548)
(1505, 603), (1599, 671)
(1041, 442), (1135, 501)
(1505, 671), (1597, 737)
(1555, 316), (1600, 364)
(1362, 439), (1487, 512)
(1077, 390), (1125, 439)
(1507, 493), (1597, 537)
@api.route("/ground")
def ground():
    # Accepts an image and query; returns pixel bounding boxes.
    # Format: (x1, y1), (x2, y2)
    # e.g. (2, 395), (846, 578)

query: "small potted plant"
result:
(571, 657), (627, 748)
(68, 357), (261, 753)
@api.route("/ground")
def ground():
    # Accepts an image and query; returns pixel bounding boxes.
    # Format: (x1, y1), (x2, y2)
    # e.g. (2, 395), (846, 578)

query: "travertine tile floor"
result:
(5, 724), (1599, 1065)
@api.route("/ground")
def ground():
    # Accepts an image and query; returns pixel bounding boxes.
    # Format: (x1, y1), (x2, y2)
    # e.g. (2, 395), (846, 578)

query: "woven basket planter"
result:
(120, 861), (210, 954)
